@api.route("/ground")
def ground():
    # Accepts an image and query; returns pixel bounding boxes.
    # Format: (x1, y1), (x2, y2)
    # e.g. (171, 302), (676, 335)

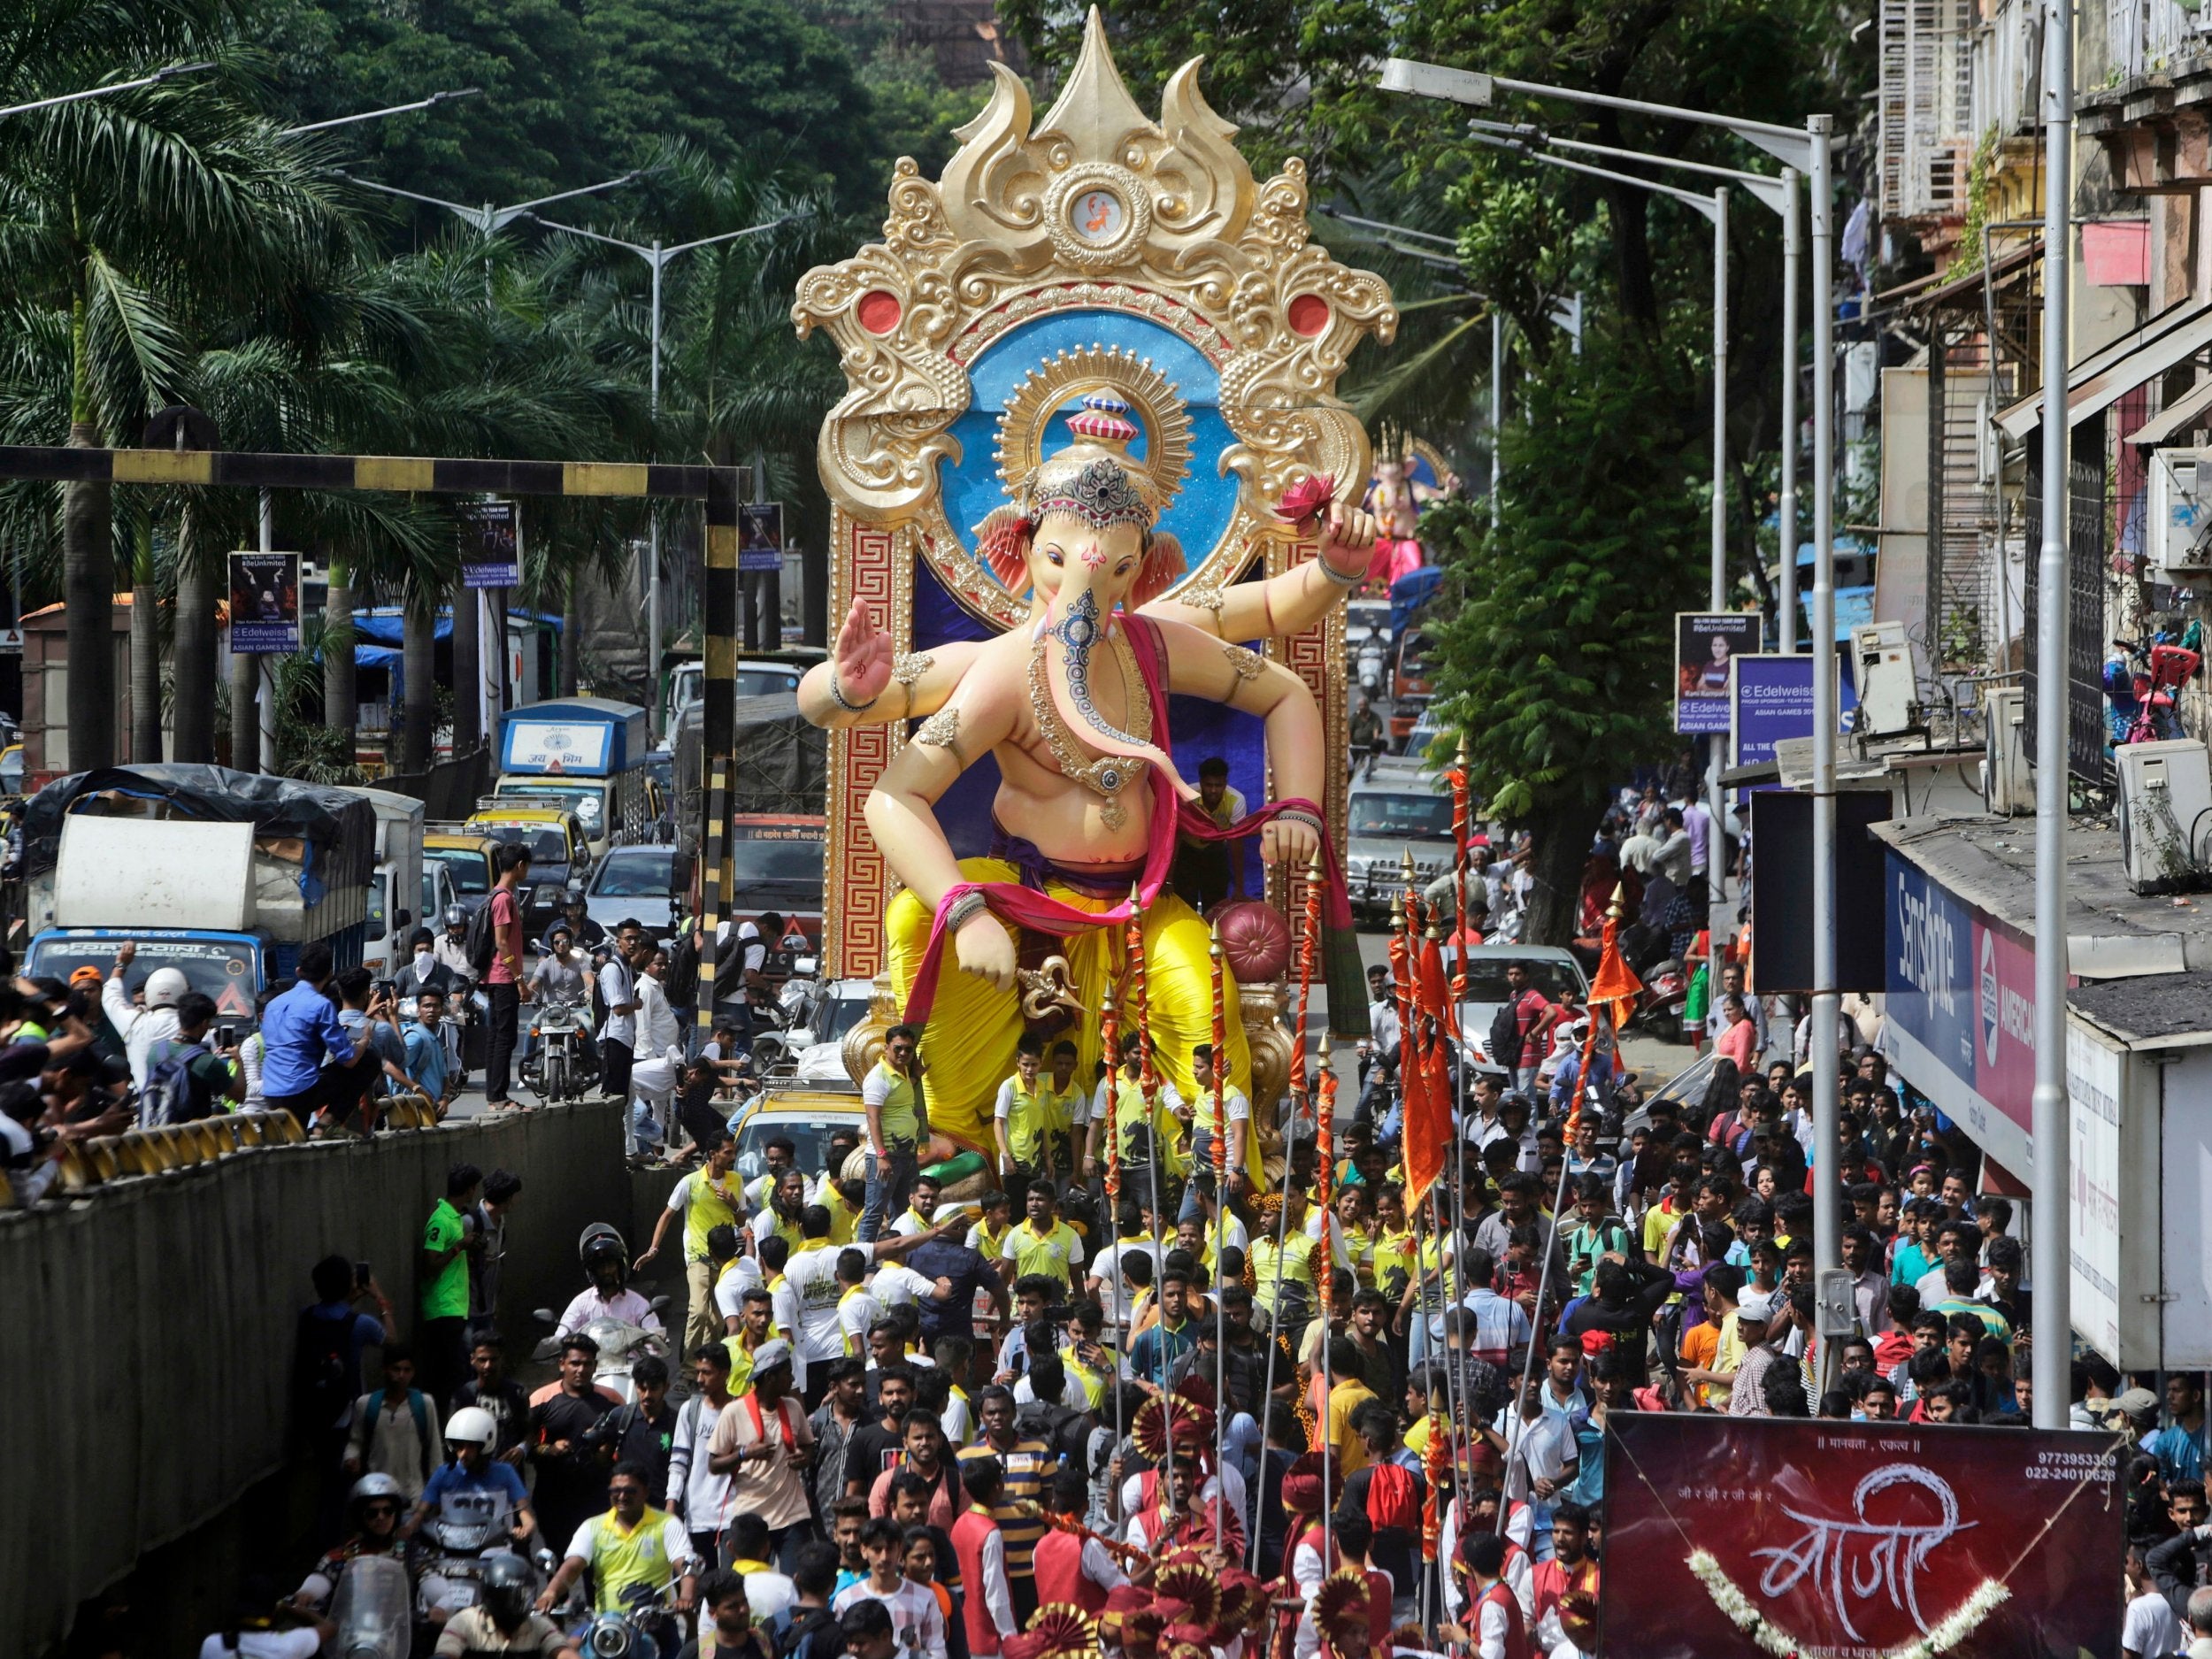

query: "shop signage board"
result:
(1602, 1414), (2122, 1659)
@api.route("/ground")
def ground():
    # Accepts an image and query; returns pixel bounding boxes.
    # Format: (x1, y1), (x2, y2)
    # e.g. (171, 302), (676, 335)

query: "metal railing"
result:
(25, 1098), (449, 1201)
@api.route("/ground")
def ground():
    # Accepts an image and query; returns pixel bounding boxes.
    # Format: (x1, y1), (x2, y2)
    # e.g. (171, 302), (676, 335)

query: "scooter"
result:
(525, 993), (592, 1102)
(417, 1517), (530, 1621)
(1355, 631), (1387, 700)
(1632, 957), (1689, 1043)
(329, 1554), (412, 1659)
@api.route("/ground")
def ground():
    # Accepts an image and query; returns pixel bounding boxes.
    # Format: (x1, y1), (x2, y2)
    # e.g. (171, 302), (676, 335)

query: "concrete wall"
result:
(0, 1101), (679, 1659)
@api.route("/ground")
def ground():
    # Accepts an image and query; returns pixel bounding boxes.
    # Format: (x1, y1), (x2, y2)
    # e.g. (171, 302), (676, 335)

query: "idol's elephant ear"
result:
(975, 505), (1033, 593)
(1130, 532), (1186, 610)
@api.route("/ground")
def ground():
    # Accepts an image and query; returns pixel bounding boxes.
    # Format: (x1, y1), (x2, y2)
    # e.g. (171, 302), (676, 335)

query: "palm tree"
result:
(0, 42), (349, 769)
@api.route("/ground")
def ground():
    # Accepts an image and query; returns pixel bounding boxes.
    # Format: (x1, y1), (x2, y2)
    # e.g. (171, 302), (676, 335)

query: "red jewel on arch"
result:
(856, 290), (902, 334)
(1288, 294), (1330, 336)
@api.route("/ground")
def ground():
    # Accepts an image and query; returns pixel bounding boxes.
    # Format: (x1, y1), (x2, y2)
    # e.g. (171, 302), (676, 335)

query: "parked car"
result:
(1343, 773), (1458, 919)
(1448, 944), (1591, 1078)
(582, 843), (690, 941)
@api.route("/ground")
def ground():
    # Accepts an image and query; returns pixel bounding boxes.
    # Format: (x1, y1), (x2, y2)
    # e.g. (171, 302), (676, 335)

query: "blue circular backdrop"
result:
(941, 310), (1242, 592)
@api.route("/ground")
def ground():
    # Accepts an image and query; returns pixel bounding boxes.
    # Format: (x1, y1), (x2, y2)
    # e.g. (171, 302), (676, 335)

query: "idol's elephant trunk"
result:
(1040, 578), (1195, 803)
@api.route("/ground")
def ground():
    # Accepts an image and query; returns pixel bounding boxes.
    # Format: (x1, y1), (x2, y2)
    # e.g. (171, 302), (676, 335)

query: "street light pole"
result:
(2030, 0), (2074, 1434)
(1809, 114), (1842, 1297)
(1780, 170), (1801, 653)
(532, 213), (788, 741)
(1472, 133), (1736, 944)
(1490, 313), (1503, 526)
(336, 169), (652, 236)
(1386, 57), (1844, 1287)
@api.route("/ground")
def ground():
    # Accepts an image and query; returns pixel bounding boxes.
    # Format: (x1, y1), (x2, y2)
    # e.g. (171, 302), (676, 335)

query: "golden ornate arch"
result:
(793, 5), (1397, 629)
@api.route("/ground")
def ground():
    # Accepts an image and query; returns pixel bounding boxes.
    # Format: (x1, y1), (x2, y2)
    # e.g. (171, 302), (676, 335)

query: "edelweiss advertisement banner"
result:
(1601, 1414), (2123, 1659)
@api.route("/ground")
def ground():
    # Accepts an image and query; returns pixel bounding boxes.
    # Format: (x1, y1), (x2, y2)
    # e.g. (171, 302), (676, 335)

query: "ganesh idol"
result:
(795, 388), (1378, 1156)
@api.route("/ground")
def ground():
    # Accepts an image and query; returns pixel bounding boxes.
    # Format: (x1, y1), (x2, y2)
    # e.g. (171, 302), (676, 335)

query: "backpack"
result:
(772, 1604), (841, 1659)
(1487, 1000), (1525, 1071)
(464, 894), (500, 977)
(295, 1308), (357, 1435)
(1364, 1461), (1421, 1534)
(142, 1039), (212, 1125)
(364, 1386), (435, 1482)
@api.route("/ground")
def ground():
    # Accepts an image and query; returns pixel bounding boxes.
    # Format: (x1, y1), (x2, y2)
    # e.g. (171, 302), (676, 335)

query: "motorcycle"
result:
(567, 1577), (686, 1658)
(1632, 956), (1689, 1042)
(1351, 624), (1386, 700)
(329, 1553), (412, 1659)
(525, 992), (592, 1103)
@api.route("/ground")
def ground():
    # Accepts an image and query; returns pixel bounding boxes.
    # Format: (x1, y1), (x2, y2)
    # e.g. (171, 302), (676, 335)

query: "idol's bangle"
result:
(943, 892), (992, 933)
(1314, 550), (1365, 588)
(1274, 806), (1325, 836)
(829, 670), (879, 714)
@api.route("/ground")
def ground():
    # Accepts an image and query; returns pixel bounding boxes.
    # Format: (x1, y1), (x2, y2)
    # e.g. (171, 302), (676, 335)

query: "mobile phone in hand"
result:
(355, 1260), (372, 1291)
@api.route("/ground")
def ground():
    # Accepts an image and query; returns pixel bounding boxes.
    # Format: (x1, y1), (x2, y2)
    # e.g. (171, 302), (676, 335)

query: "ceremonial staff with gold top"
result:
(1126, 884), (1172, 1521)
(1208, 918), (1230, 1543)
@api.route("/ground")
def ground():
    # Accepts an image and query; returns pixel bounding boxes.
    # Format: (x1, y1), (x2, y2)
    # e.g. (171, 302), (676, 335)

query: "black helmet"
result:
(444, 904), (469, 929)
(565, 883), (587, 904)
(479, 1552), (534, 1627)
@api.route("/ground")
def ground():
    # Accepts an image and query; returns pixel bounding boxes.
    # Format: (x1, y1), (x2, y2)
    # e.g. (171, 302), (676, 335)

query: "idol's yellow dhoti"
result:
(887, 856), (1260, 1185)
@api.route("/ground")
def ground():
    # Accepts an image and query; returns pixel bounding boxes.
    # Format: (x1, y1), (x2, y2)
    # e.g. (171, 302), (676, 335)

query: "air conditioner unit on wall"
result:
(1852, 620), (1918, 735)
(2147, 448), (2212, 573)
(1981, 684), (2032, 815)
(2116, 739), (2212, 895)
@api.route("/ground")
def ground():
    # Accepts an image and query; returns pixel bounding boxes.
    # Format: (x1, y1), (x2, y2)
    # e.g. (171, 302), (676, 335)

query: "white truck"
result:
(344, 787), (428, 985)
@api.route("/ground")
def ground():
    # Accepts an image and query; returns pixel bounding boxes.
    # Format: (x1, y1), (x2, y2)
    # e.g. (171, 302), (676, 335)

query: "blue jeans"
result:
(860, 1146), (918, 1242)
(1178, 1133), (1218, 1223)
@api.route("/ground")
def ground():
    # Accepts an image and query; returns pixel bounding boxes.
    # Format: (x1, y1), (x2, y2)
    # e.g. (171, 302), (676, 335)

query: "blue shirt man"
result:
(403, 1018), (451, 1102)
(259, 947), (365, 1103)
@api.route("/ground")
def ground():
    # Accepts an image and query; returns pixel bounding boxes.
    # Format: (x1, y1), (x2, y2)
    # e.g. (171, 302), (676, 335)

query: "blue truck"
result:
(19, 765), (375, 1029)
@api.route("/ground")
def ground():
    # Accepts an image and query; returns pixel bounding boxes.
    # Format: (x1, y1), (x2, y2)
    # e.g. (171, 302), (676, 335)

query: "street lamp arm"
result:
(1471, 132), (1723, 219)
(284, 87), (480, 136)
(1383, 56), (1815, 167)
(664, 217), (794, 257)
(1543, 136), (1786, 215)
(333, 173), (483, 218)
(0, 59), (213, 120)
(505, 170), (657, 217)
(1314, 205), (1460, 248)
(530, 215), (652, 258)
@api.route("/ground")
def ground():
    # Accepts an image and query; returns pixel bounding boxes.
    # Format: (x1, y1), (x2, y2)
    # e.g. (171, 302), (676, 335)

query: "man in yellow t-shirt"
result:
(635, 1133), (747, 1360)
(1248, 1185), (1318, 1325)
(1096, 1038), (1185, 1178)
(993, 1035), (1069, 1187)
(1678, 1267), (1745, 1409)
(999, 1180), (1083, 1294)
(861, 1024), (926, 1243)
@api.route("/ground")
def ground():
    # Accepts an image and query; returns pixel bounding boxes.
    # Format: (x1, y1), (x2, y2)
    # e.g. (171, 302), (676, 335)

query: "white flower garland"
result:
(1686, 1548), (2011, 1659)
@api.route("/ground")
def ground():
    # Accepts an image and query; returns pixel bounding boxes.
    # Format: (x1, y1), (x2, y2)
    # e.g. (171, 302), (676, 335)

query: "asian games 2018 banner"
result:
(1601, 1414), (2122, 1659)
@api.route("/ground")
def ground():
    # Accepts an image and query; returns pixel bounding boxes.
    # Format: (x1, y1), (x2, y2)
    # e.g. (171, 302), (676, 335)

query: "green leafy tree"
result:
(1425, 326), (1703, 945)
(0, 37), (350, 772)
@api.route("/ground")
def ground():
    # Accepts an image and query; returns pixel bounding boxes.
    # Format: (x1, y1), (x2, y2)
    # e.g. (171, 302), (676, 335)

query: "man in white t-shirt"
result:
(2124, 1544), (2183, 1659)
(786, 1202), (960, 1374)
(832, 1517), (948, 1659)
(596, 928), (640, 1098)
(1178, 1042), (1249, 1221)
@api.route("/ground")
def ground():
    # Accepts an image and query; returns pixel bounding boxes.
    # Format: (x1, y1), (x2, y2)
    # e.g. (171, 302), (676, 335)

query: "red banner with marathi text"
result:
(1601, 1413), (2124, 1659)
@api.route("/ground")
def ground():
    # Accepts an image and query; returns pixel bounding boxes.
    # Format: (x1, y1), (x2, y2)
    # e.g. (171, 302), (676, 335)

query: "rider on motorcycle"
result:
(534, 1461), (699, 1620)
(554, 1226), (664, 1341)
(292, 1473), (430, 1616)
(542, 886), (607, 957)
(434, 1554), (581, 1658)
(405, 1408), (539, 1548)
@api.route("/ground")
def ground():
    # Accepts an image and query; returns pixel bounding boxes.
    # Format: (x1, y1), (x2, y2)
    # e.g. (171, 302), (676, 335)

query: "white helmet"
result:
(444, 1406), (498, 1448)
(143, 967), (189, 1010)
